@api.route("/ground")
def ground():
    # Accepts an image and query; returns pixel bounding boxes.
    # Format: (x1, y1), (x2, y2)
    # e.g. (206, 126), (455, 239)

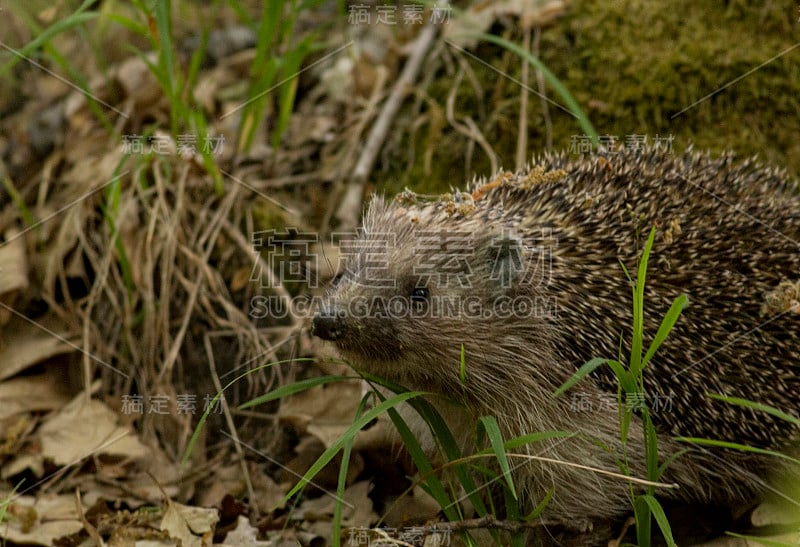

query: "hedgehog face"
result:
(312, 197), (556, 384)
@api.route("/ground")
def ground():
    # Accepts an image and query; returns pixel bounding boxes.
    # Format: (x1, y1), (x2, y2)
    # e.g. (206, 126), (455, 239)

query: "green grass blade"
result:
(656, 448), (690, 480)
(181, 357), (315, 465)
(0, 480), (23, 521)
(102, 161), (135, 293)
(190, 110), (224, 194)
(607, 360), (636, 394)
(1, 11), (98, 75)
(552, 357), (608, 397)
(524, 486), (555, 521)
(708, 394), (800, 427)
(1, 1), (113, 129)
(619, 258), (633, 284)
(638, 494), (677, 547)
(224, 0), (256, 26)
(2, 174), (36, 232)
(634, 494), (652, 546)
(478, 416), (516, 500)
(332, 392), (370, 545)
(186, 27), (209, 94)
(153, 0), (178, 135)
(239, 375), (353, 409)
(105, 14), (149, 35)
(237, 0), (281, 153)
(281, 390), (427, 503)
(553, 357), (635, 397)
(363, 372), (573, 525)
(620, 405), (633, 445)
(383, 405), (460, 521)
(501, 486), (526, 546)
(271, 35), (313, 148)
(408, 397), (490, 517)
(630, 226), (656, 377)
(364, 375), (491, 522)
(258, 0), (282, 54)
(641, 294), (688, 370)
(643, 411), (659, 484)
(240, 58), (279, 152)
(676, 438), (800, 466)
(154, 1), (174, 94)
(41, 41), (115, 131)
(465, 32), (598, 145)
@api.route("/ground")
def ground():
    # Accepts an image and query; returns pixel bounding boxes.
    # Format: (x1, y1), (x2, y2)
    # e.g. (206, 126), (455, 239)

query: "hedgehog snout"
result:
(312, 307), (347, 341)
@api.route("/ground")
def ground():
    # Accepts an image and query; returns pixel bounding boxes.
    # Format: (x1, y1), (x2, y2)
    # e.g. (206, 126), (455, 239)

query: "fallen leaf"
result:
(0, 228), (29, 326)
(299, 480), (377, 537)
(278, 380), (362, 439)
(161, 501), (219, 547)
(222, 515), (271, 547)
(38, 394), (151, 465)
(0, 494), (84, 545)
(114, 53), (163, 109)
(0, 371), (72, 421)
(0, 316), (74, 381)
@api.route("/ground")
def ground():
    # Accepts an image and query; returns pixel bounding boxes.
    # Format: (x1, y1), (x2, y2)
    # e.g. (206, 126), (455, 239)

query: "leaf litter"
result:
(0, 2), (453, 545)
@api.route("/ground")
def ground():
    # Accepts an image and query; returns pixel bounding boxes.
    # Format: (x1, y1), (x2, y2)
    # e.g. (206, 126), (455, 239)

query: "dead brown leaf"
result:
(160, 501), (219, 547)
(0, 371), (72, 421)
(223, 515), (271, 547)
(0, 228), (28, 326)
(277, 380), (362, 441)
(0, 494), (84, 545)
(300, 480), (377, 539)
(38, 393), (151, 466)
(0, 316), (74, 382)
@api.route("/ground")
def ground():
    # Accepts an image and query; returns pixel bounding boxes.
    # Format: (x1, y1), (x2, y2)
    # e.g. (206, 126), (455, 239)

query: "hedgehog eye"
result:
(411, 286), (429, 303)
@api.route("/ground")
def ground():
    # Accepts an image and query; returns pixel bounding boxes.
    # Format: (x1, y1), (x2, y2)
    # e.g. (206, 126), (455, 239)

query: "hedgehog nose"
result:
(312, 307), (347, 341)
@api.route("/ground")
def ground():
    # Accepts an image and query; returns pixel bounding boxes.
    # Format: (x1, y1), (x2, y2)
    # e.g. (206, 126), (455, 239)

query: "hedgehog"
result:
(311, 146), (800, 544)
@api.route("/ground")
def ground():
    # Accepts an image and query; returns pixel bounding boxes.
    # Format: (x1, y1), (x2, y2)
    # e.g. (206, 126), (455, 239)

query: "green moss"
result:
(377, 0), (800, 195)
(555, 0), (799, 168)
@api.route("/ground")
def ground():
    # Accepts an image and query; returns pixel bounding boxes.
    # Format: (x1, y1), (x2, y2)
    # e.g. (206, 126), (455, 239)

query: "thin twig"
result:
(446, 58), (498, 175)
(418, 514), (560, 533)
(321, 67), (386, 234)
(516, 26), (532, 170)
(74, 488), (105, 547)
(335, 5), (444, 230)
(534, 27), (553, 151)
(219, 216), (295, 321)
(159, 174), (239, 382)
(203, 331), (258, 518)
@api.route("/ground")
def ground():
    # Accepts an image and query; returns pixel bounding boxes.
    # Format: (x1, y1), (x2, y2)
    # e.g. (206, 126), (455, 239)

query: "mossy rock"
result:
(380, 0), (800, 195)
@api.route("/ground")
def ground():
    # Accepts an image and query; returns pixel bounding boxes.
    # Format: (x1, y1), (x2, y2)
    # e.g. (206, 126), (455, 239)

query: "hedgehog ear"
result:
(485, 232), (526, 290)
